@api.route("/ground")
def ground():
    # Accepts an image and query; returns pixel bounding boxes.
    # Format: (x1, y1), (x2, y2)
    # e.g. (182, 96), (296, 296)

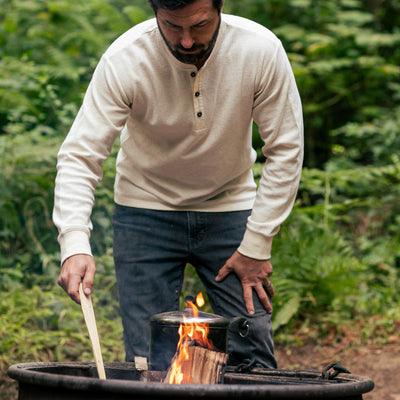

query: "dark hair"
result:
(148, 0), (223, 14)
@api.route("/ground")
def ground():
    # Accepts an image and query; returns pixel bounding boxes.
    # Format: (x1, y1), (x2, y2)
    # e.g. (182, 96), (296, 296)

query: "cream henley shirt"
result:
(53, 14), (304, 265)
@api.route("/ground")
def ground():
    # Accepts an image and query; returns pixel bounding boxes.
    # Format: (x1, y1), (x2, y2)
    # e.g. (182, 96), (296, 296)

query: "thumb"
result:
(215, 263), (232, 282)
(82, 265), (96, 296)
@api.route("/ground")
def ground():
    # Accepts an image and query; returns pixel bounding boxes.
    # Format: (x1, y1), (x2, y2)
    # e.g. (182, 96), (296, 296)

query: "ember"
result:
(164, 294), (228, 384)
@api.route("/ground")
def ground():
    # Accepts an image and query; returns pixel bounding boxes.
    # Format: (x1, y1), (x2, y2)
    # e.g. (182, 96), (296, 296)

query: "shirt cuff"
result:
(238, 228), (273, 260)
(59, 230), (92, 265)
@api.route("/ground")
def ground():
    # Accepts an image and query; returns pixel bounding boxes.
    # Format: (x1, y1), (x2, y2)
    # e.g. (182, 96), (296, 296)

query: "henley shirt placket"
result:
(190, 70), (206, 132)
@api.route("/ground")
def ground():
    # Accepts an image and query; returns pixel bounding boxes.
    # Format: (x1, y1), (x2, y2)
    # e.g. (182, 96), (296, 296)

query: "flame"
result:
(167, 294), (213, 384)
(196, 292), (205, 308)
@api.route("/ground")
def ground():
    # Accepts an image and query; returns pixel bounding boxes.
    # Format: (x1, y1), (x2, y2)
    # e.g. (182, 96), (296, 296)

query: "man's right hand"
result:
(57, 254), (96, 304)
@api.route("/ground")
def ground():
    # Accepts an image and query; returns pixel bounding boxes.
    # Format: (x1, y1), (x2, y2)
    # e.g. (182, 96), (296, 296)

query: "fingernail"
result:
(84, 287), (91, 295)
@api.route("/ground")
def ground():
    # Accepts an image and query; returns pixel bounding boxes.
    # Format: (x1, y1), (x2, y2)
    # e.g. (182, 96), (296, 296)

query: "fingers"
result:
(262, 274), (275, 298)
(243, 282), (273, 315)
(57, 254), (96, 304)
(242, 285), (255, 315)
(264, 279), (275, 299)
(216, 254), (275, 315)
(67, 272), (84, 304)
(255, 284), (273, 314)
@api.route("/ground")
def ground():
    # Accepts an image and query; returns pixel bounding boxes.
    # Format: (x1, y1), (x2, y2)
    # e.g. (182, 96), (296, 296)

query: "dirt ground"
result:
(275, 343), (400, 400)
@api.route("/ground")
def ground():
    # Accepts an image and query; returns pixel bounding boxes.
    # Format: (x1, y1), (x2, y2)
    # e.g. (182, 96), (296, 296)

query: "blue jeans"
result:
(112, 204), (277, 369)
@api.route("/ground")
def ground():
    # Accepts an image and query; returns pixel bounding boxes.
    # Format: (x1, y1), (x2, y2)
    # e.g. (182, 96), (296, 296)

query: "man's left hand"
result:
(215, 251), (275, 315)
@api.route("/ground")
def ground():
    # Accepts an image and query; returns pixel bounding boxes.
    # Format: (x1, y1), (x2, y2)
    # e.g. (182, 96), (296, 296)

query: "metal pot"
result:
(149, 296), (249, 371)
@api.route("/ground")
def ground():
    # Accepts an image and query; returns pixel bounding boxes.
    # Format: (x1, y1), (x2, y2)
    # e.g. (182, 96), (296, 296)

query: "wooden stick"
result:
(79, 283), (106, 380)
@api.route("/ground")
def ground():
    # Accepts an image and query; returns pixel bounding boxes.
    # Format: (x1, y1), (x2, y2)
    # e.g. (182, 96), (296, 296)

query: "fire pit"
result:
(8, 361), (374, 400)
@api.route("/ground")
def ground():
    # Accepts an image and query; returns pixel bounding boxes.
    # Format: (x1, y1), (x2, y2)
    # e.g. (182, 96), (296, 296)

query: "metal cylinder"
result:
(149, 308), (230, 371)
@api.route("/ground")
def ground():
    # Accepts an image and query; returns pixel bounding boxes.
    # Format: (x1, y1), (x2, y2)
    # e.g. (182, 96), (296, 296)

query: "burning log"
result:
(164, 342), (228, 384)
(163, 294), (229, 385)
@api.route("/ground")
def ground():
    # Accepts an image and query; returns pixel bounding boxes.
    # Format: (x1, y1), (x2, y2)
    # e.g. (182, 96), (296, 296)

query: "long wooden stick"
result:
(79, 283), (106, 379)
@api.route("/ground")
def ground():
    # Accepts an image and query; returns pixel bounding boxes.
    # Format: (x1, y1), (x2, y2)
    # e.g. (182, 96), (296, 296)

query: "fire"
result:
(196, 292), (205, 308)
(167, 294), (213, 384)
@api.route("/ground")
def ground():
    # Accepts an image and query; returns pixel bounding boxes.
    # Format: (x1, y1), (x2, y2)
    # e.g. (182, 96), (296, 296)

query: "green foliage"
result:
(252, 154), (400, 342)
(267, 160), (400, 343)
(271, 210), (400, 330)
(227, 0), (400, 167)
(0, 256), (124, 399)
(0, 0), (151, 138)
(0, 134), (60, 289)
(298, 161), (400, 257)
(272, 215), (363, 330)
(1, 3), (400, 397)
(330, 105), (400, 168)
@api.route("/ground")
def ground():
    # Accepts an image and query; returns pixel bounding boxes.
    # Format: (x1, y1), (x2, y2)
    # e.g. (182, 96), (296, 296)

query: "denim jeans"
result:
(112, 204), (277, 369)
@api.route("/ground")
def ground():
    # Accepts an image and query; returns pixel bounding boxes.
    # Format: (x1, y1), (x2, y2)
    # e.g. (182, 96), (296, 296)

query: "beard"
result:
(158, 19), (220, 66)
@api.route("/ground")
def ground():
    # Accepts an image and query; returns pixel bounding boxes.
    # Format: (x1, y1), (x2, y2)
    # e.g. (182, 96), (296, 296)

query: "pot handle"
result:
(230, 317), (249, 338)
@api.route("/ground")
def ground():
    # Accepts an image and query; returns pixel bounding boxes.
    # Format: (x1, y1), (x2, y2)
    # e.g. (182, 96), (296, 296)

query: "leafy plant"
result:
(1, 3), (400, 398)
(271, 212), (366, 329)
(0, 262), (124, 399)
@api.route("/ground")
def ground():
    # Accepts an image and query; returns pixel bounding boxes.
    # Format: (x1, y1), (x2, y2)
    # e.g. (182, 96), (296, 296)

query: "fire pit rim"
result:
(8, 361), (375, 399)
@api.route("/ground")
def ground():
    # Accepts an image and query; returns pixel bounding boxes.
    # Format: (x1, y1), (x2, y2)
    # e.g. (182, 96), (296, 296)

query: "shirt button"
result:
(197, 112), (202, 118)
(195, 91), (200, 97)
(191, 72), (196, 77)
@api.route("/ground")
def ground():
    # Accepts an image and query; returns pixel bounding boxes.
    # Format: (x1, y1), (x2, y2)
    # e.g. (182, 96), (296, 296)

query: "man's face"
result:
(156, 0), (222, 68)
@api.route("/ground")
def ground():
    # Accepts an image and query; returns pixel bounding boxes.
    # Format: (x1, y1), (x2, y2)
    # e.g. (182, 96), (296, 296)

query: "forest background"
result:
(1, 0), (400, 398)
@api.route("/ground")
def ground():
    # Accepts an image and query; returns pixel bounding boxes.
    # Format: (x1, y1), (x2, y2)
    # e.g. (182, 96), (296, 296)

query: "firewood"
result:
(164, 343), (228, 384)
(134, 356), (148, 371)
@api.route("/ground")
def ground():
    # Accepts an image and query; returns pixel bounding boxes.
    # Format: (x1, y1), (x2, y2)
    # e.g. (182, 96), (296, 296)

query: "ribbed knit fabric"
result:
(53, 14), (303, 264)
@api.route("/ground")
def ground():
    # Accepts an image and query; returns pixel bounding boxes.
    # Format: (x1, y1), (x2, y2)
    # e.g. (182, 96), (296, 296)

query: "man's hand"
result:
(215, 251), (275, 315)
(57, 254), (96, 304)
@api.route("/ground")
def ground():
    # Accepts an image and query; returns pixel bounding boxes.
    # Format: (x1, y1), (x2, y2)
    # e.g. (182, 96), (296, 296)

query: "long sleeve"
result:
(238, 43), (304, 260)
(53, 57), (131, 264)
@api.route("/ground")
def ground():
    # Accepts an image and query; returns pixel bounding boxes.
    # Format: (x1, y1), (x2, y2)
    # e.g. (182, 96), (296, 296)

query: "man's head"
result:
(154, 0), (224, 68)
(148, 0), (224, 14)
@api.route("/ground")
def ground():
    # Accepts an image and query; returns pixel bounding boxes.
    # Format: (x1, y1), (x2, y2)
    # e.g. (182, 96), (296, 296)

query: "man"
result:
(54, 0), (303, 369)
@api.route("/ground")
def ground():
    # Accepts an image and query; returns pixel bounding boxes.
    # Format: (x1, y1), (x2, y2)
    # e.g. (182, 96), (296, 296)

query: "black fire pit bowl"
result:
(8, 361), (374, 400)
